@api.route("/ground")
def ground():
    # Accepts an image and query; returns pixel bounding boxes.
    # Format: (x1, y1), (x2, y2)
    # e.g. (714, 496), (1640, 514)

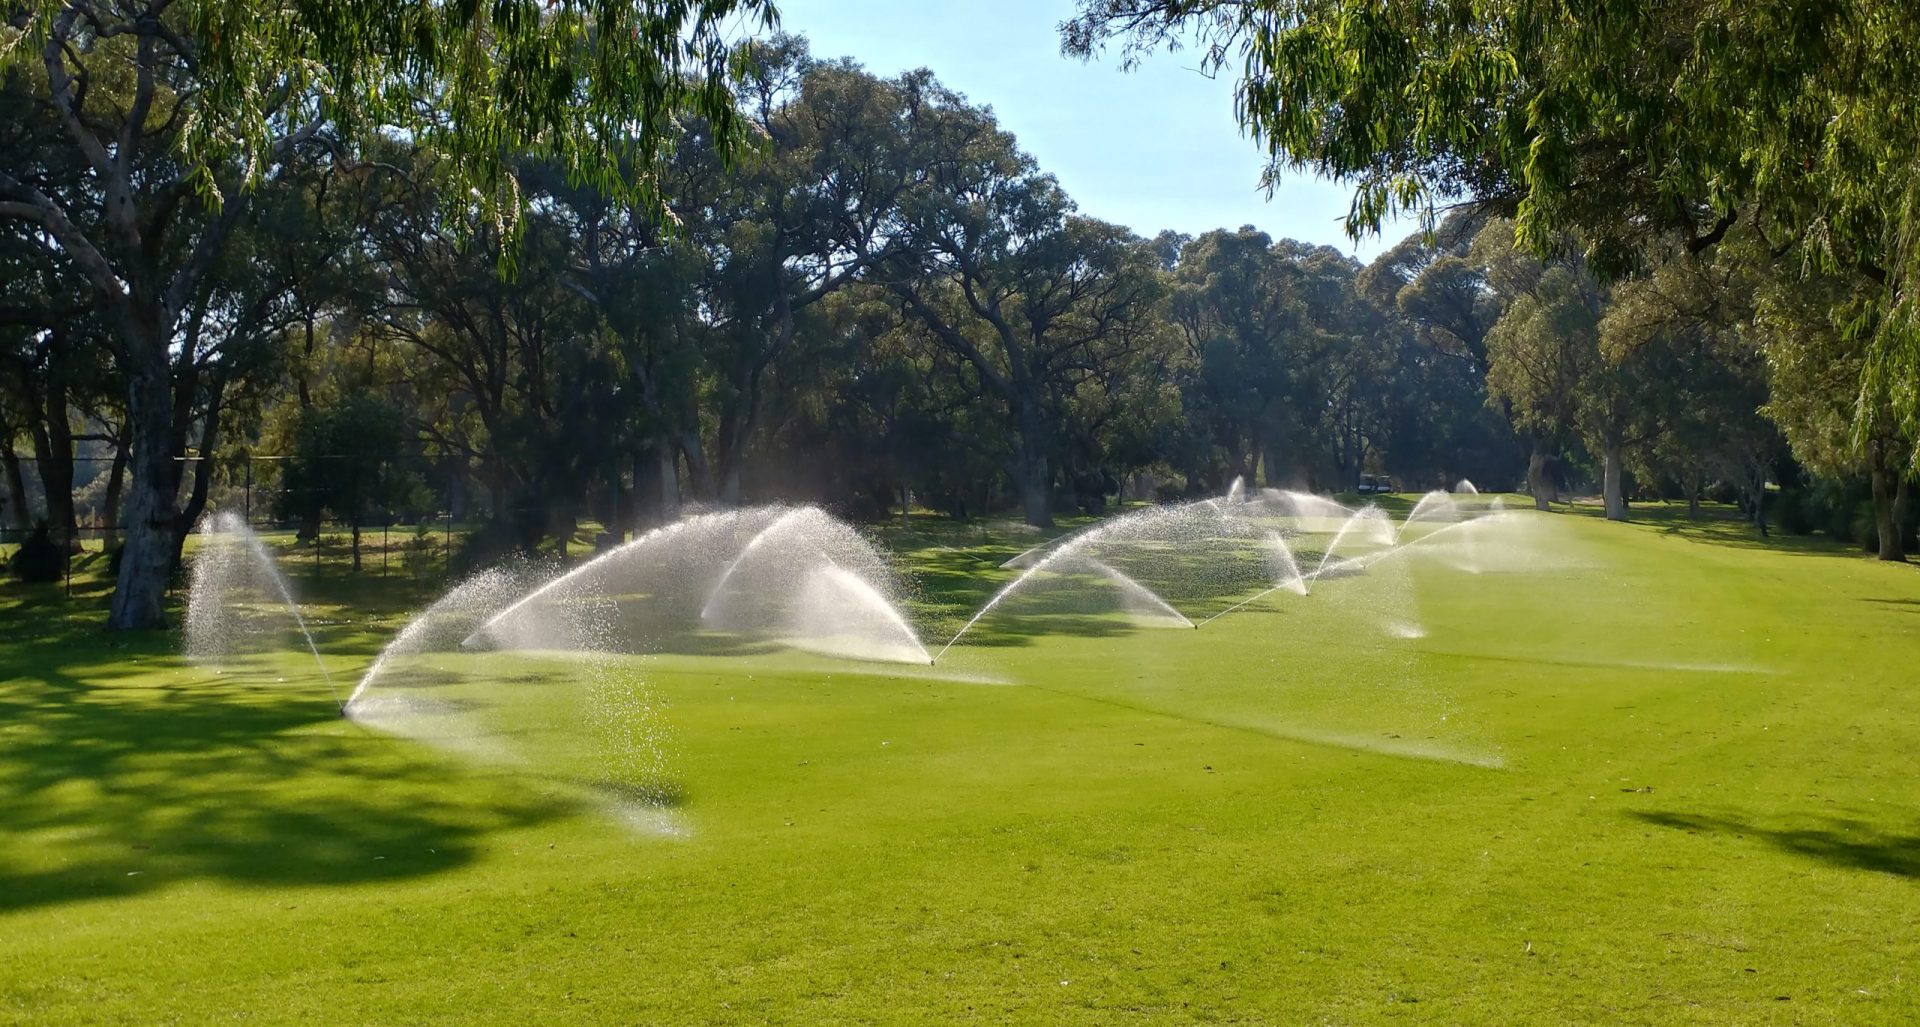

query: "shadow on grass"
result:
(1554, 500), (1898, 562)
(0, 649), (578, 915)
(1629, 810), (1920, 878)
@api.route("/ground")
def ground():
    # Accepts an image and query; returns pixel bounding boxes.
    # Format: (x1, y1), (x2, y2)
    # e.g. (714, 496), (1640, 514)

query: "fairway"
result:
(4, 505), (1918, 1024)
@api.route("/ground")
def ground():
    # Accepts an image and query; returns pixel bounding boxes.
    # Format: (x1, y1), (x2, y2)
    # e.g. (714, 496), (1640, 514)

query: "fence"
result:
(0, 452), (476, 595)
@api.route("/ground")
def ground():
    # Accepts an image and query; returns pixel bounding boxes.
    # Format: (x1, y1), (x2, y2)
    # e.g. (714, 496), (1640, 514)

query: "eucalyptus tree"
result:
(1065, 0), (1920, 477)
(1600, 236), (1784, 528)
(883, 97), (1169, 527)
(537, 157), (707, 522)
(1359, 210), (1499, 376)
(1166, 227), (1293, 488)
(1272, 240), (1395, 489)
(1755, 269), (1913, 560)
(372, 179), (600, 543)
(696, 42), (954, 503)
(0, 0), (770, 628)
(1475, 223), (1601, 509)
(278, 394), (421, 571)
(0, 230), (97, 548)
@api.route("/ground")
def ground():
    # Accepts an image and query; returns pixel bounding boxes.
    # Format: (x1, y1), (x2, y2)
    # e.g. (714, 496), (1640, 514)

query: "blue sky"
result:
(759, 0), (1414, 263)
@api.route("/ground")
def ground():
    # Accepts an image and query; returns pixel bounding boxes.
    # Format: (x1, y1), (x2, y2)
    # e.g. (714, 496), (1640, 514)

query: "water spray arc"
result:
(185, 511), (341, 711)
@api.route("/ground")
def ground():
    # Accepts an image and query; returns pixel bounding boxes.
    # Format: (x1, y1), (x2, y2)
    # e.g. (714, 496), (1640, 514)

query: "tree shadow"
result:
(0, 656), (578, 915)
(1629, 809), (1920, 878)
(1561, 501), (1891, 561)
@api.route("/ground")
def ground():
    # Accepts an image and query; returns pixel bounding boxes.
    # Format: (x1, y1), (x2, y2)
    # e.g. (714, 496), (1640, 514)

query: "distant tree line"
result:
(1064, 0), (1920, 559)
(5, 2), (1915, 626)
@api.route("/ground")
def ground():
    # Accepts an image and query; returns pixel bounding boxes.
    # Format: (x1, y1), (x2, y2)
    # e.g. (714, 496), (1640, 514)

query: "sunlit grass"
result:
(3, 500), (1918, 1023)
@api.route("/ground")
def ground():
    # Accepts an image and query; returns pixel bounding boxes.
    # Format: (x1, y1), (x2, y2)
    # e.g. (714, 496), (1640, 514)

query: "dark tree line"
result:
(1062, 0), (1920, 559)
(6, 3), (1912, 627)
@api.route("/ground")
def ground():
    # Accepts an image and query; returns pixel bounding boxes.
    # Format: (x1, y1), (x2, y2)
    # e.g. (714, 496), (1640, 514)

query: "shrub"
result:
(1775, 490), (1817, 535)
(402, 524), (442, 580)
(452, 518), (533, 573)
(1848, 500), (1883, 552)
(8, 521), (65, 583)
(1809, 477), (1868, 543)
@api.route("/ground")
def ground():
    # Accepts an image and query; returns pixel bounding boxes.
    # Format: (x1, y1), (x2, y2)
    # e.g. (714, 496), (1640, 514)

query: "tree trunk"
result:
(1013, 396), (1054, 528)
(1, 441), (28, 533)
(900, 484), (911, 530)
(24, 382), (78, 552)
(656, 440), (681, 523)
(101, 428), (129, 548)
(170, 394), (223, 574)
(108, 361), (178, 630)
(1602, 443), (1627, 522)
(714, 401), (749, 506)
(1897, 478), (1913, 554)
(350, 518), (362, 571)
(1527, 444), (1552, 512)
(1687, 474), (1701, 520)
(1261, 442), (1282, 489)
(676, 427), (713, 501)
(1870, 464), (1907, 562)
(1018, 454), (1052, 528)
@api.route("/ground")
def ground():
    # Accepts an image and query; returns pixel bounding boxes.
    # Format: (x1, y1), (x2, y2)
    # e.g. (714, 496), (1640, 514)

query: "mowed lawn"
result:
(2, 502), (1918, 1024)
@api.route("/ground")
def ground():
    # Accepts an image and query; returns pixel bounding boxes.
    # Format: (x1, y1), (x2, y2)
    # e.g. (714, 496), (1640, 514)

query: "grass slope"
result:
(2, 501), (1918, 1024)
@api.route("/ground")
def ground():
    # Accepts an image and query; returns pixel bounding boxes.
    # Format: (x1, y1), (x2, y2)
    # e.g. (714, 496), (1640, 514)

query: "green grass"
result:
(4, 499), (1919, 1024)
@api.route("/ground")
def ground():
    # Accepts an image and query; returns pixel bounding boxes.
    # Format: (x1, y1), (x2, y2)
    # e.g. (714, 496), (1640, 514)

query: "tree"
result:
(1063, 0), (1920, 481)
(888, 128), (1168, 528)
(695, 42), (928, 504)
(1600, 237), (1784, 530)
(1475, 222), (1601, 510)
(1166, 227), (1296, 488)
(0, 0), (771, 628)
(279, 395), (420, 571)
(1756, 269), (1913, 561)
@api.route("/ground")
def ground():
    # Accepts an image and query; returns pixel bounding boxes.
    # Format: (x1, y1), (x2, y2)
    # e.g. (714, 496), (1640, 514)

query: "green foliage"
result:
(277, 395), (422, 545)
(452, 519), (538, 575)
(1, 0), (773, 231)
(1478, 222), (1599, 447)
(1066, 0), (1920, 454)
(1774, 488), (1817, 536)
(400, 524), (441, 582)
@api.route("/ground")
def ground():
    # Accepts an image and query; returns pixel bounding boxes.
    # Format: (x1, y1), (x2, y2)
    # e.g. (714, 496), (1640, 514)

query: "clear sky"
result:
(758, 0), (1414, 263)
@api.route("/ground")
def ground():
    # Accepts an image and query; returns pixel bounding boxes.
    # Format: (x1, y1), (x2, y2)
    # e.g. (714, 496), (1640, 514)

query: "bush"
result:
(1853, 506), (1880, 552)
(8, 521), (65, 583)
(1775, 490), (1817, 535)
(1808, 477), (1868, 543)
(452, 518), (534, 573)
(402, 524), (442, 580)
